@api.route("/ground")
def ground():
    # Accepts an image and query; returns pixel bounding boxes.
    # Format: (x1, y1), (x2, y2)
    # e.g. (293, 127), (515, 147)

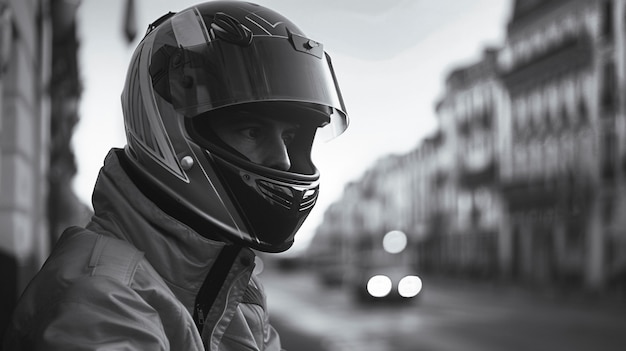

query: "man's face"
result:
(209, 112), (303, 171)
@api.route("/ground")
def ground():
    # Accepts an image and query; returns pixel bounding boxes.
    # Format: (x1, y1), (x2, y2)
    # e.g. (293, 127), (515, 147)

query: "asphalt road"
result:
(260, 267), (626, 351)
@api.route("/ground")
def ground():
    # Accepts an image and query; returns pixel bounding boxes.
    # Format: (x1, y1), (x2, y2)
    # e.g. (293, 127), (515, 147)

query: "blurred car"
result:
(350, 265), (423, 304)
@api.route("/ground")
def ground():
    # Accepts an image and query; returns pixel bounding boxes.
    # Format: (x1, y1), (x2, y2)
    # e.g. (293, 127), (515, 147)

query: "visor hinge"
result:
(145, 11), (177, 37)
(288, 29), (324, 59)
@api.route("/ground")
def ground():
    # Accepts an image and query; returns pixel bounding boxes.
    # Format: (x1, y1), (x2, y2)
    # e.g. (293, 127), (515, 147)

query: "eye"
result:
(282, 130), (296, 146)
(241, 126), (261, 140)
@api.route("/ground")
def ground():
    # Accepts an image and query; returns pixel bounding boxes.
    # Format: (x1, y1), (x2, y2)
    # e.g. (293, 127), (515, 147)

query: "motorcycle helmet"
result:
(121, 1), (348, 252)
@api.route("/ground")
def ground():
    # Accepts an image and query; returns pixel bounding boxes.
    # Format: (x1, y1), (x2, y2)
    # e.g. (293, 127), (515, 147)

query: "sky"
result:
(73, 0), (511, 251)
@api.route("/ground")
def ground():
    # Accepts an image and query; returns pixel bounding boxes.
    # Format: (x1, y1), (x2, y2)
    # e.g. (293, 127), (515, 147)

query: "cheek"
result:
(224, 135), (262, 162)
(239, 146), (263, 163)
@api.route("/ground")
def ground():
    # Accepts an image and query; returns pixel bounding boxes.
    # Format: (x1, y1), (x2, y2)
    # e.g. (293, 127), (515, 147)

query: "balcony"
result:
(459, 160), (498, 189)
(500, 176), (592, 214)
(502, 34), (593, 96)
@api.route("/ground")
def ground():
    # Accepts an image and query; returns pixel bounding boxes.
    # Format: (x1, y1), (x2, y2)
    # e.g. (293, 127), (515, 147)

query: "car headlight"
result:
(367, 275), (392, 297)
(398, 275), (422, 298)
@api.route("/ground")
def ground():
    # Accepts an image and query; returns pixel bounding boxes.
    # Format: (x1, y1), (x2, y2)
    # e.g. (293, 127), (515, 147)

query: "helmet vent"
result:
(211, 12), (253, 46)
(258, 181), (292, 210)
(300, 189), (318, 212)
(257, 180), (318, 212)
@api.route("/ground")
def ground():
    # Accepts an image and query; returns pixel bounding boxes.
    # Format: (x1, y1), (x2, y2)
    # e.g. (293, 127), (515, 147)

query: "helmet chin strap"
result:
(193, 244), (243, 336)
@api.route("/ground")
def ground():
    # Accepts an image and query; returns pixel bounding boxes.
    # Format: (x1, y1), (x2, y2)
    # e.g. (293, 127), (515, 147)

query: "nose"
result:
(262, 137), (291, 171)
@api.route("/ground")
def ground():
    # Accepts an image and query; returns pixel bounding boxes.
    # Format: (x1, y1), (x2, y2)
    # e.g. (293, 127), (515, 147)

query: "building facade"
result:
(433, 48), (505, 278)
(499, 0), (626, 292)
(0, 0), (86, 336)
(311, 0), (626, 297)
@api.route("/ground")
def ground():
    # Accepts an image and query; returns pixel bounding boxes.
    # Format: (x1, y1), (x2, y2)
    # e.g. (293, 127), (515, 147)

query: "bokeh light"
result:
(382, 230), (408, 254)
(366, 275), (393, 297)
(398, 275), (423, 298)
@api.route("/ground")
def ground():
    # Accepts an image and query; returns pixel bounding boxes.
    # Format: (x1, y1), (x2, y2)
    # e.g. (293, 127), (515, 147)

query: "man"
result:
(3, 1), (348, 350)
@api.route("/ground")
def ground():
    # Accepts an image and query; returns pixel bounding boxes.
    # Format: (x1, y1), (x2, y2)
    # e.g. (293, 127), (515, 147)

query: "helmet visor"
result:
(151, 8), (348, 140)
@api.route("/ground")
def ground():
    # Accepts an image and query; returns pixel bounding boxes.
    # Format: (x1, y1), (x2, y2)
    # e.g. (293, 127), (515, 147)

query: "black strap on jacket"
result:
(193, 244), (242, 333)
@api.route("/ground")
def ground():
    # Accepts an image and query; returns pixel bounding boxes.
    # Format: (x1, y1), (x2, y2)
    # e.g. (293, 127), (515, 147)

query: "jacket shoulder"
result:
(3, 228), (166, 351)
(51, 226), (145, 285)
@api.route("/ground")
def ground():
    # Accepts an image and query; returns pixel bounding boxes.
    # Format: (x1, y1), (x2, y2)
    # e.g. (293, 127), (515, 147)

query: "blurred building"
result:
(434, 47), (504, 278)
(498, 0), (626, 293)
(0, 0), (89, 336)
(311, 0), (626, 298)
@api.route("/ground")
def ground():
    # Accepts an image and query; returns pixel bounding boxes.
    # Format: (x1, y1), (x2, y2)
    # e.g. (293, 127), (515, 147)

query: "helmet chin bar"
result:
(207, 149), (320, 252)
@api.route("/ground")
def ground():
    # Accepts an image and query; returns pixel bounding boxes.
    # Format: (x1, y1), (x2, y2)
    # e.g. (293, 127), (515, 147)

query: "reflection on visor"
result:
(149, 7), (348, 139)
(316, 109), (349, 142)
(168, 39), (345, 115)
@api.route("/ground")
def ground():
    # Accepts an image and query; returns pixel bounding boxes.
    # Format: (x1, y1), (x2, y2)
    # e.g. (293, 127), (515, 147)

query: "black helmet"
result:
(121, 1), (348, 252)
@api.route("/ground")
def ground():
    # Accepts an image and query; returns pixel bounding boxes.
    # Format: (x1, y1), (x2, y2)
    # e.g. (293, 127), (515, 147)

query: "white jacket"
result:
(4, 149), (282, 351)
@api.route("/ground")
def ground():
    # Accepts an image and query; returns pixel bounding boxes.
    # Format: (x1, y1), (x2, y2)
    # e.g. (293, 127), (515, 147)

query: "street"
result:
(260, 266), (626, 351)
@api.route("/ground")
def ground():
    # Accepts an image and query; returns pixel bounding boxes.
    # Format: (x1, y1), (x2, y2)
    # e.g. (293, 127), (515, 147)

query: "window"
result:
(601, 60), (617, 114)
(603, 0), (614, 40)
(560, 104), (569, 129)
(544, 110), (553, 133)
(601, 129), (617, 180)
(577, 98), (588, 126)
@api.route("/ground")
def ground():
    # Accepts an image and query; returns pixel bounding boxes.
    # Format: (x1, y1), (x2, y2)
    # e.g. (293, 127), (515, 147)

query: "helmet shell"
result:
(121, 1), (348, 252)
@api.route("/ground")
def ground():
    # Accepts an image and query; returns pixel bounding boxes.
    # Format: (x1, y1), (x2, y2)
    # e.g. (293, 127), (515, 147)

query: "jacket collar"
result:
(86, 149), (255, 308)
